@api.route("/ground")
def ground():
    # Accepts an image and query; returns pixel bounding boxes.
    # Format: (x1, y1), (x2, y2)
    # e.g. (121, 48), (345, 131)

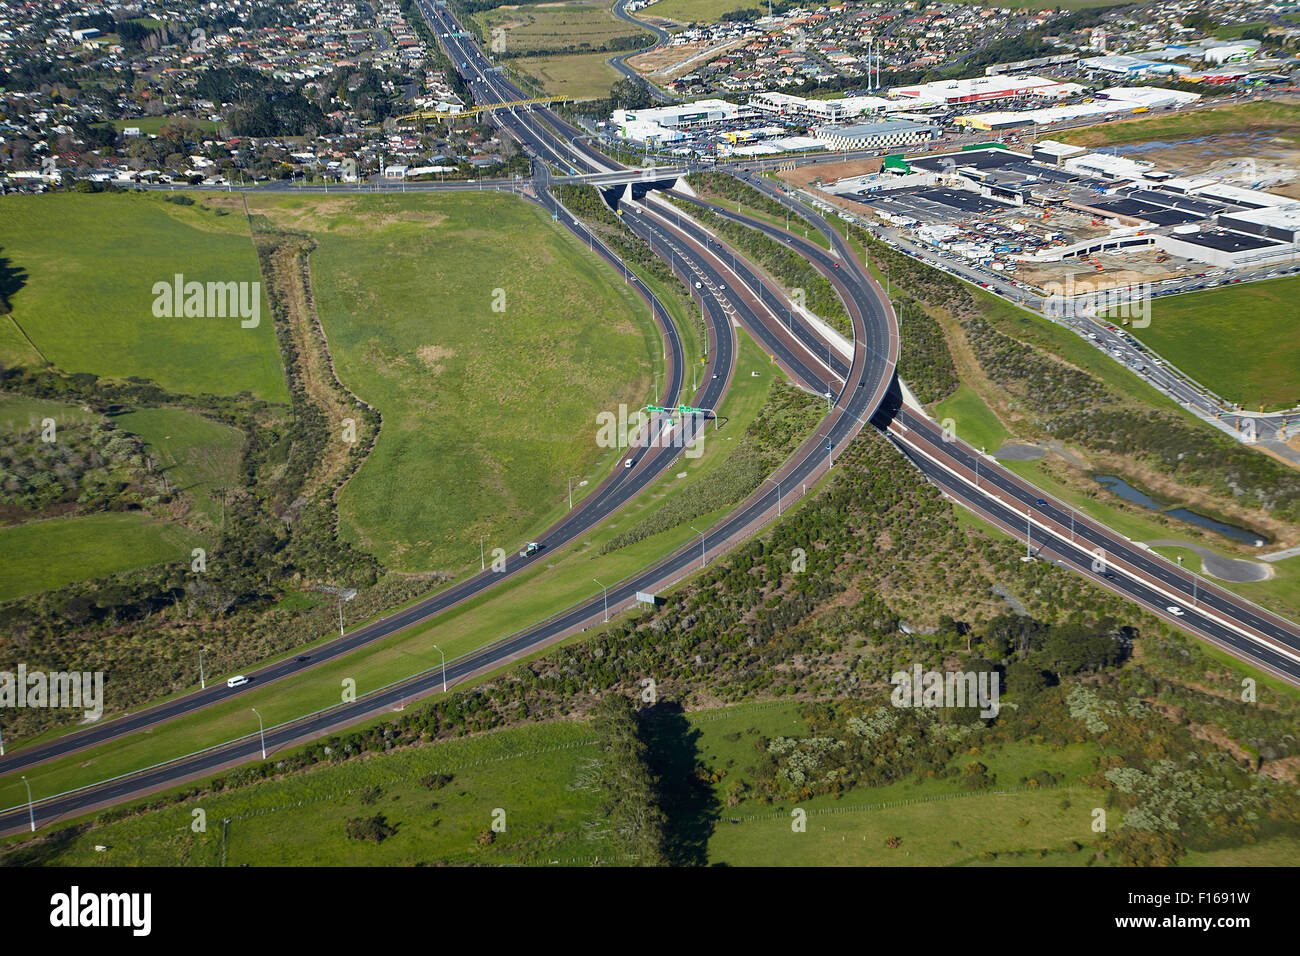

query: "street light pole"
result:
(479, 534), (488, 571)
(21, 775), (35, 832)
(689, 525), (706, 569)
(199, 648), (206, 690)
(593, 578), (609, 622)
(432, 643), (447, 692)
(766, 477), (782, 516)
(252, 708), (266, 760)
(568, 475), (581, 510)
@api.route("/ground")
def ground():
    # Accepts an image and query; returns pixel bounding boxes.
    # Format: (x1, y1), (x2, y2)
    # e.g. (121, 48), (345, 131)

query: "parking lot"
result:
(849, 185), (1015, 222)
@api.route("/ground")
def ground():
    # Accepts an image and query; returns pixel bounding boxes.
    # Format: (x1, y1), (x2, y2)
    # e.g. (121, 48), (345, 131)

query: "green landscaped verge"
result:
(114, 407), (245, 523)
(4, 720), (615, 866)
(1058, 100), (1300, 150)
(0, 512), (196, 602)
(932, 383), (1011, 454)
(246, 191), (655, 574)
(0, 328), (810, 808)
(922, 368), (1300, 624)
(0, 193), (287, 402)
(1118, 276), (1300, 412)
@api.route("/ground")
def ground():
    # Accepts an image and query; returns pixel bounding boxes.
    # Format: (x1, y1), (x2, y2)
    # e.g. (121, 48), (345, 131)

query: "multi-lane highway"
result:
(3, 0), (1297, 834)
(670, 174), (1300, 683)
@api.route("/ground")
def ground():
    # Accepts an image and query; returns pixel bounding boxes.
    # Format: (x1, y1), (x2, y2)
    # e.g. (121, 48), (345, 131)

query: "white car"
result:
(1166, 606), (1184, 616)
(227, 675), (250, 688)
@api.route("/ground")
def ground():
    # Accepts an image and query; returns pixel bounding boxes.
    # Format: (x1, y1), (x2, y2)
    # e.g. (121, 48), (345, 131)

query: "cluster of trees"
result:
(591, 695), (668, 865)
(963, 315), (1112, 419)
(194, 67), (328, 138)
(685, 172), (791, 221)
(569, 78), (655, 119)
(893, 295), (958, 405)
(494, 32), (653, 60)
(0, 418), (166, 519)
(1049, 407), (1300, 526)
(0, 220), (393, 739)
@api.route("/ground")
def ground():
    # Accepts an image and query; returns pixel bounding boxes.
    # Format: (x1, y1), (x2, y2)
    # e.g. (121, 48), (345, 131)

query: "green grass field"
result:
(475, 1), (641, 55)
(932, 383), (1012, 453)
(0, 193), (287, 402)
(113, 407), (245, 522)
(513, 51), (624, 99)
(2, 700), (1136, 867)
(5, 720), (615, 866)
(637, 0), (755, 25)
(246, 191), (654, 573)
(1060, 100), (1300, 149)
(0, 326), (807, 808)
(0, 395), (98, 433)
(0, 512), (195, 602)
(1120, 277), (1300, 411)
(106, 116), (221, 135)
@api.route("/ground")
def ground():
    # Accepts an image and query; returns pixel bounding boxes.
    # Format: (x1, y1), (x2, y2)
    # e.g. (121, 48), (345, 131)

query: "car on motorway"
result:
(1166, 606), (1185, 616)
(1035, 498), (1047, 507)
(695, 281), (702, 289)
(227, 675), (250, 688)
(294, 656), (310, 663)
(624, 457), (635, 468)
(519, 541), (541, 557)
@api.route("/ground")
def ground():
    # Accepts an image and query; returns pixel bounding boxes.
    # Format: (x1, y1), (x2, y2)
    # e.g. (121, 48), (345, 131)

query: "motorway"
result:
(659, 167), (1300, 682)
(2, 1), (1298, 833)
(0, 0), (901, 834)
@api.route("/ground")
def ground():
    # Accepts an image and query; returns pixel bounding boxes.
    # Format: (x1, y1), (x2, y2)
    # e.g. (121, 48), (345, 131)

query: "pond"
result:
(1092, 475), (1268, 547)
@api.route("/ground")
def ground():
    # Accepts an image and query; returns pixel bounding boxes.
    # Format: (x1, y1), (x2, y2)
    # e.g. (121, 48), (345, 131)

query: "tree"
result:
(591, 695), (668, 865)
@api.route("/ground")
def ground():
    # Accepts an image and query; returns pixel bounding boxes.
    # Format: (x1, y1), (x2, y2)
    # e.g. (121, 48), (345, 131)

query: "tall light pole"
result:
(689, 525), (706, 569)
(199, 648), (206, 690)
(432, 643), (447, 692)
(252, 708), (266, 760)
(21, 775), (34, 832)
(567, 475), (581, 510)
(479, 534), (488, 571)
(593, 578), (609, 622)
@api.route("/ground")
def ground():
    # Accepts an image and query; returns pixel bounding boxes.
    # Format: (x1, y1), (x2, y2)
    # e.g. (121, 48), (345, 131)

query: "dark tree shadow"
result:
(641, 700), (721, 867)
(0, 250), (28, 314)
